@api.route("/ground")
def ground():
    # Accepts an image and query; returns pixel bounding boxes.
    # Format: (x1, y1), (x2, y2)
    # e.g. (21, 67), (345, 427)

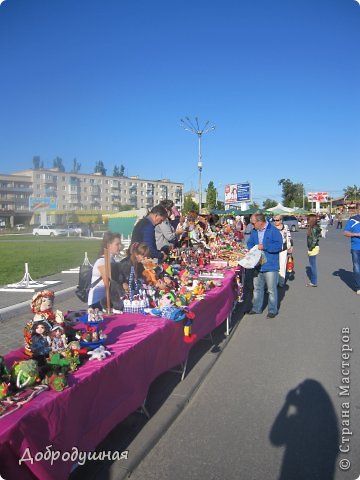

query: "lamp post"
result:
(303, 186), (305, 210)
(180, 117), (215, 212)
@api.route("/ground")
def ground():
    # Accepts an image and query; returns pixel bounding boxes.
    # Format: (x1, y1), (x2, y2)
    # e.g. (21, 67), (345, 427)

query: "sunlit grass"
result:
(0, 236), (101, 285)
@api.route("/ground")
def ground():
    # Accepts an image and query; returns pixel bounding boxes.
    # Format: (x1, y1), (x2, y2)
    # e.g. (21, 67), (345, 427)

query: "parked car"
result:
(270, 215), (299, 232)
(281, 215), (299, 232)
(33, 225), (68, 237)
(66, 224), (83, 236)
(15, 224), (26, 231)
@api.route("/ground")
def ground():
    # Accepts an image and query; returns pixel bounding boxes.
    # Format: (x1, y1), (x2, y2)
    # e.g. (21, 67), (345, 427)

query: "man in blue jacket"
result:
(131, 205), (168, 262)
(247, 212), (283, 318)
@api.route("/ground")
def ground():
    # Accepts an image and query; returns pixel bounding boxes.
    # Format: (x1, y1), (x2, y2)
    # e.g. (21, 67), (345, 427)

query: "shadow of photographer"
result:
(270, 379), (339, 480)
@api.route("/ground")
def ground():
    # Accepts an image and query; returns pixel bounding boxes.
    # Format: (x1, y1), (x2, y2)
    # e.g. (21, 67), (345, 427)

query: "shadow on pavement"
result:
(269, 379), (339, 480)
(333, 268), (354, 291)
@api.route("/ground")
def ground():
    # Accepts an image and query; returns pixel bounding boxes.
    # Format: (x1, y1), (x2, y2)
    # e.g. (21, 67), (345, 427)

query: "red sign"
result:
(307, 192), (328, 202)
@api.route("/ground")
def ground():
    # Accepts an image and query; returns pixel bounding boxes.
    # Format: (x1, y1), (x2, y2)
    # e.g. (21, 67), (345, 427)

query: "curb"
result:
(0, 286), (77, 323)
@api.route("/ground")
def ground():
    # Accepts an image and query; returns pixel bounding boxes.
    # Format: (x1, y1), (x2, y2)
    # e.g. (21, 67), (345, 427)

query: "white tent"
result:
(266, 203), (294, 213)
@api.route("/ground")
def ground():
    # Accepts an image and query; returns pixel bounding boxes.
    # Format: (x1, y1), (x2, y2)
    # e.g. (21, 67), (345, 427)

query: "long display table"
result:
(0, 271), (236, 480)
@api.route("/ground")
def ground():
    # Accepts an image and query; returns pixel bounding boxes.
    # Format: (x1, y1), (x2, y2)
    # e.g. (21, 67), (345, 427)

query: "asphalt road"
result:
(128, 226), (360, 480)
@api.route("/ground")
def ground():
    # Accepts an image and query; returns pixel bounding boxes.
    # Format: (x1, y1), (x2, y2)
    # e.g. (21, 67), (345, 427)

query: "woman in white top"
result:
(273, 216), (293, 288)
(88, 232), (122, 308)
(319, 215), (328, 238)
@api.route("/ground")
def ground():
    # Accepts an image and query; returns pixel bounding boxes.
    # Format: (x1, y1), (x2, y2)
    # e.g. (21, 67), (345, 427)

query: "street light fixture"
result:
(180, 117), (215, 212)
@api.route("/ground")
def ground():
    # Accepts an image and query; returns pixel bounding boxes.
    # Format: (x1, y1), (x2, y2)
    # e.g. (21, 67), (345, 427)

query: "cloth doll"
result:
(31, 321), (52, 378)
(24, 290), (64, 357)
(51, 325), (68, 353)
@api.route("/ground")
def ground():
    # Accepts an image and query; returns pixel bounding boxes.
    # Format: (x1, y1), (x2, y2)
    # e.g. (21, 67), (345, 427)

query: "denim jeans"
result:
(351, 249), (360, 290)
(252, 270), (279, 315)
(308, 254), (318, 285)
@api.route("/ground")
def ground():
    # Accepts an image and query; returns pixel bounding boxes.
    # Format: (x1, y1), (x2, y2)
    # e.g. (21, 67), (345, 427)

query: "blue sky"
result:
(0, 0), (359, 205)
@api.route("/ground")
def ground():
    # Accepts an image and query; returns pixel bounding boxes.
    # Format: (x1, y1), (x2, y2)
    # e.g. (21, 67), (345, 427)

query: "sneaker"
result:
(247, 310), (259, 315)
(356, 290), (360, 295)
(267, 313), (277, 319)
(306, 283), (317, 287)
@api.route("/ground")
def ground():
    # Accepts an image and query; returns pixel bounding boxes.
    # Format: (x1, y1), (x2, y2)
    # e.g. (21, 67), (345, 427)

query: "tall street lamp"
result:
(180, 117), (215, 212)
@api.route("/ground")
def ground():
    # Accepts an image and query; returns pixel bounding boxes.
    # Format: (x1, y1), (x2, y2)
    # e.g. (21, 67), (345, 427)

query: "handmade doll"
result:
(24, 290), (64, 357)
(31, 321), (52, 379)
(51, 325), (68, 353)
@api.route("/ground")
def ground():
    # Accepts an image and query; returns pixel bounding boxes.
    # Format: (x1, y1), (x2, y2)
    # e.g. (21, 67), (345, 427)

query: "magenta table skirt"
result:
(0, 271), (236, 480)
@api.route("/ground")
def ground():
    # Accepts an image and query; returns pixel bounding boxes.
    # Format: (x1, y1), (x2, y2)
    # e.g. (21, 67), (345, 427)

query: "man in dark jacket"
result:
(247, 212), (283, 318)
(131, 205), (168, 262)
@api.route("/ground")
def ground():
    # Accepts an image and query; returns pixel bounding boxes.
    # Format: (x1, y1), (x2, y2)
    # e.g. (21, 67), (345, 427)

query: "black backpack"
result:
(75, 263), (101, 303)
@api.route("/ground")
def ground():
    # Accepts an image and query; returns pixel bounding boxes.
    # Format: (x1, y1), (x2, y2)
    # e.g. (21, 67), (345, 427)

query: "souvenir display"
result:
(1, 212), (246, 416)
(76, 308), (107, 349)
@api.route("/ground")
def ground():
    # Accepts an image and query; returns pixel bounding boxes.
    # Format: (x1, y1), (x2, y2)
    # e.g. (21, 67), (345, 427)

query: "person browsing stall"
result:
(247, 212), (283, 318)
(131, 205), (168, 262)
(155, 199), (178, 252)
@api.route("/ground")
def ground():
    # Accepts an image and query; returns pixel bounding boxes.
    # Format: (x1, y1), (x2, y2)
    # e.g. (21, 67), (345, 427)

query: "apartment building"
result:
(1, 168), (183, 225)
(0, 174), (33, 227)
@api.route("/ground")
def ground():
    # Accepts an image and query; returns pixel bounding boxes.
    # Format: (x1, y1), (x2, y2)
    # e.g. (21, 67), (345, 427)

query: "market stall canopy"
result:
(292, 207), (310, 215)
(265, 203), (294, 214)
(211, 207), (264, 216)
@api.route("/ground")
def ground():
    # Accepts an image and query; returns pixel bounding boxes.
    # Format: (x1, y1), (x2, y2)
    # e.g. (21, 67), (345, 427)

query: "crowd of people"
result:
(86, 204), (360, 315)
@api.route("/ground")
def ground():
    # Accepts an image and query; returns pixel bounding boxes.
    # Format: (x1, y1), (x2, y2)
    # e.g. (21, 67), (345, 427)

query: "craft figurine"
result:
(87, 345), (111, 361)
(44, 370), (68, 392)
(24, 290), (65, 357)
(11, 360), (39, 389)
(51, 325), (68, 353)
(31, 321), (51, 359)
(0, 356), (10, 399)
(141, 258), (158, 285)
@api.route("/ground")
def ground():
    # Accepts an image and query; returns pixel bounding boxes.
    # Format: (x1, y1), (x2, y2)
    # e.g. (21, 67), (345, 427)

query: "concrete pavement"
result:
(125, 226), (360, 480)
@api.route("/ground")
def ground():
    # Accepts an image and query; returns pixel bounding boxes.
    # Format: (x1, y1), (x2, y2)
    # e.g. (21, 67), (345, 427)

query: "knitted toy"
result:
(11, 360), (39, 389)
(87, 345), (111, 361)
(142, 258), (158, 285)
(0, 356), (10, 399)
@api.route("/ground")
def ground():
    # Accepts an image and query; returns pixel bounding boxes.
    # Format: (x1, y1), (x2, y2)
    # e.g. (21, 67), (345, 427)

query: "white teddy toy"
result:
(87, 345), (111, 361)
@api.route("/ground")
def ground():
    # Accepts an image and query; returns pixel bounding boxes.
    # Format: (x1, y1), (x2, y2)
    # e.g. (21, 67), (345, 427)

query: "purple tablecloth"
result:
(0, 271), (236, 480)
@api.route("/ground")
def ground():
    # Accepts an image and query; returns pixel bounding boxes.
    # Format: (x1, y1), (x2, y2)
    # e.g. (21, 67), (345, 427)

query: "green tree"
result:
(263, 198), (277, 209)
(94, 161), (107, 175)
(249, 201), (260, 209)
(183, 194), (198, 213)
(118, 204), (133, 211)
(120, 164), (125, 176)
(278, 179), (304, 208)
(205, 181), (217, 210)
(32, 155), (43, 170)
(53, 156), (65, 172)
(67, 211), (78, 223)
(343, 185), (360, 202)
(71, 158), (81, 173)
(113, 165), (120, 177)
